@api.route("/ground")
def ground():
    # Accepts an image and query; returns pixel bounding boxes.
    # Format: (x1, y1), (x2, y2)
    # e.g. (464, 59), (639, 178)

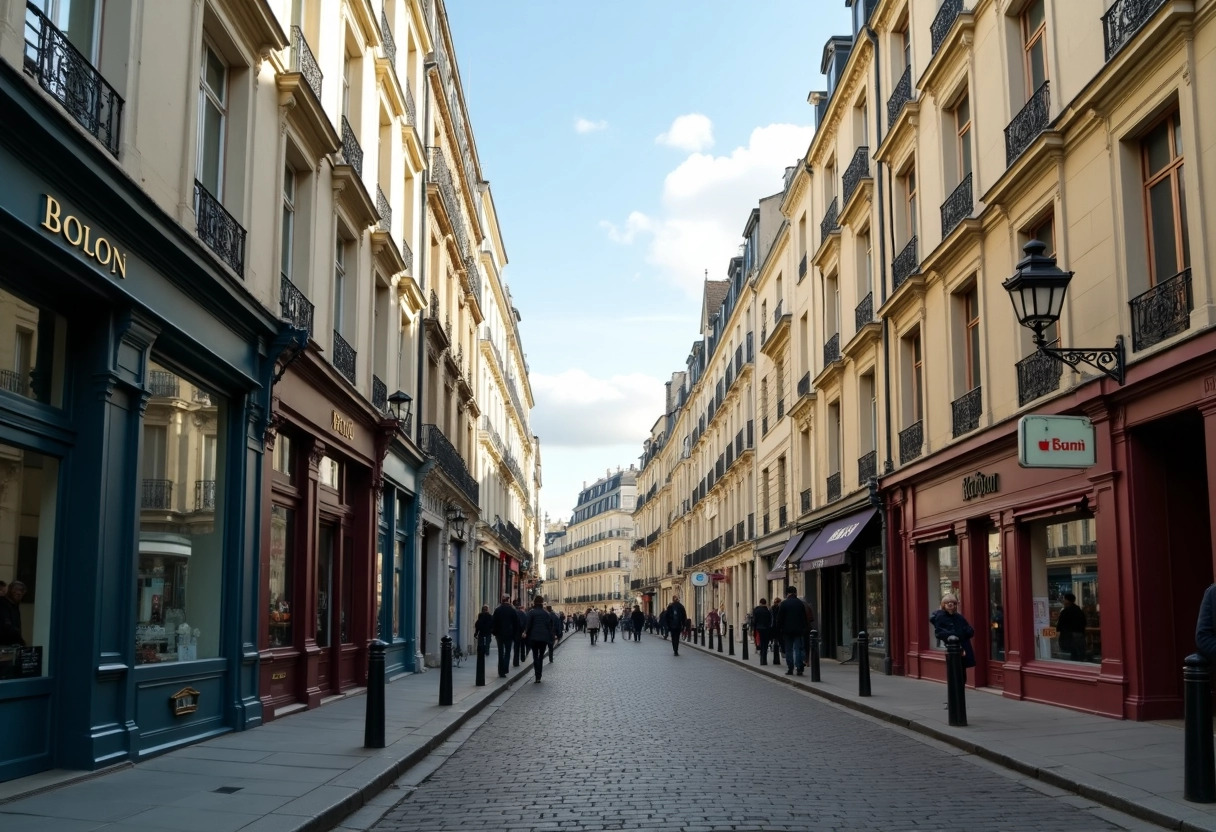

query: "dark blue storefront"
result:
(0, 62), (286, 781)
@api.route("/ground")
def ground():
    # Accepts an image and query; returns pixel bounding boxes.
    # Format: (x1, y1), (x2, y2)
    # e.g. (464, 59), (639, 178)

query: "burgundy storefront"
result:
(884, 329), (1216, 720)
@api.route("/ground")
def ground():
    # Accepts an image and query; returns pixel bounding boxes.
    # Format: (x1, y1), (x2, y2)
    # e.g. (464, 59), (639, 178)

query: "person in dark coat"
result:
(751, 598), (773, 665)
(664, 596), (688, 655)
(1198, 584), (1216, 663)
(490, 595), (519, 678)
(0, 581), (26, 646)
(514, 601), (528, 666)
(930, 593), (976, 670)
(546, 604), (560, 663)
(775, 586), (809, 675)
(603, 608), (619, 643)
(630, 605), (645, 642)
(523, 596), (555, 682)
(474, 604), (494, 657)
(1055, 592), (1087, 661)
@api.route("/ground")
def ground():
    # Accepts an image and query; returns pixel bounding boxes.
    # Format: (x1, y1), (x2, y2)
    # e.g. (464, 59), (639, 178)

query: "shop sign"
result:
(1018, 415), (1096, 468)
(40, 195), (128, 278)
(690, 572), (709, 586)
(962, 471), (1000, 501)
(331, 410), (355, 440)
(169, 686), (200, 717)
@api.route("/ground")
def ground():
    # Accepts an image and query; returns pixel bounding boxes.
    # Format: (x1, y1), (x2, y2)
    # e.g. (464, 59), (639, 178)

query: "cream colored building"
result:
(547, 468), (636, 618)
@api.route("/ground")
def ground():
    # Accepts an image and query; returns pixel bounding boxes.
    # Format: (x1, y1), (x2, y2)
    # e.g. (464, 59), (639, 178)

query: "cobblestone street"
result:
(369, 633), (1161, 832)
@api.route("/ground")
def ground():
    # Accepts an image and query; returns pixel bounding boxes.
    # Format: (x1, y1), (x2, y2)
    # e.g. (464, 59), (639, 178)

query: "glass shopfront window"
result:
(987, 527), (1004, 660)
(135, 359), (226, 664)
(268, 505), (294, 648)
(0, 284), (65, 408)
(864, 546), (884, 650)
(926, 540), (960, 649)
(0, 445), (59, 680)
(1030, 514), (1100, 664)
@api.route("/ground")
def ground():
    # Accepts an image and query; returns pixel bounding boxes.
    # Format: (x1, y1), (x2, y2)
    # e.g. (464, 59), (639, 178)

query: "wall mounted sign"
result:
(690, 572), (709, 586)
(170, 686), (200, 717)
(271, 671), (287, 681)
(962, 471), (1000, 501)
(1018, 415), (1096, 468)
(331, 410), (355, 440)
(40, 195), (128, 278)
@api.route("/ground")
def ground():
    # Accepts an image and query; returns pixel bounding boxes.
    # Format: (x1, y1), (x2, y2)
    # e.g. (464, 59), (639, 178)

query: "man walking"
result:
(664, 595), (688, 656)
(630, 605), (645, 642)
(514, 601), (528, 666)
(775, 585), (809, 675)
(491, 594), (519, 678)
(751, 598), (773, 666)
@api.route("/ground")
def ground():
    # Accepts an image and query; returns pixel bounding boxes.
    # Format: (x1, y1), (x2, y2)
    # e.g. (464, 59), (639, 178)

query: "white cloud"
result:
(574, 117), (608, 134)
(530, 369), (664, 447)
(599, 211), (653, 244)
(655, 113), (714, 152)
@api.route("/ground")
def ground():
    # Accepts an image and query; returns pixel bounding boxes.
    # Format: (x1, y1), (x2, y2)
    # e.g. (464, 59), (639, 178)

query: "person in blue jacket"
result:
(1196, 584), (1216, 663)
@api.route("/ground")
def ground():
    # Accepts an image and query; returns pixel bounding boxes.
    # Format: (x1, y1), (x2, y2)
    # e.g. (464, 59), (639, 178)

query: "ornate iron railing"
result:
(422, 424), (479, 505)
(820, 196), (840, 240)
(797, 372), (811, 399)
(464, 256), (482, 306)
(341, 115), (363, 177)
(404, 83), (417, 128)
(290, 26), (322, 100)
(194, 181), (246, 276)
(892, 236), (919, 291)
(0, 370), (24, 395)
(800, 488), (812, 514)
(142, 479), (173, 510)
(1129, 267), (1192, 352)
(23, 2), (123, 156)
(402, 237), (413, 273)
(1103, 0), (1167, 61)
(858, 450), (877, 485)
(380, 9), (396, 68)
(951, 385), (982, 438)
(779, 505), (788, 528)
(931, 0), (964, 55)
(855, 292), (874, 333)
(332, 330), (356, 384)
(774, 298), (784, 323)
(1016, 349), (1062, 406)
(842, 146), (870, 207)
(827, 472), (842, 503)
(147, 370), (179, 399)
(279, 275), (314, 336)
(1005, 81), (1050, 166)
(824, 332), (841, 366)
(799, 254), (808, 279)
(899, 421), (923, 465)
(940, 172), (973, 239)
(194, 480), (216, 512)
(376, 184), (391, 233)
(372, 375), (387, 412)
(888, 65), (912, 126)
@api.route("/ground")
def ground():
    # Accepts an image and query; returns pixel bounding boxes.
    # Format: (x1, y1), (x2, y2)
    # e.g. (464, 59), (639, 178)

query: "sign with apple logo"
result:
(1018, 415), (1096, 468)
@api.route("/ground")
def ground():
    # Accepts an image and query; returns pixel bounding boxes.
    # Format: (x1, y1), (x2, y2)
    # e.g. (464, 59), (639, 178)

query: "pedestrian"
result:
(664, 595), (688, 656)
(1055, 592), (1087, 661)
(801, 594), (817, 661)
(474, 604), (493, 657)
(523, 596), (556, 683)
(775, 586), (809, 675)
(1197, 584), (1216, 663)
(546, 604), (560, 663)
(586, 607), (601, 646)
(706, 607), (720, 638)
(630, 605), (645, 642)
(514, 601), (528, 666)
(0, 580), (25, 646)
(751, 598), (773, 666)
(603, 608), (618, 642)
(491, 594), (519, 678)
(930, 593), (976, 671)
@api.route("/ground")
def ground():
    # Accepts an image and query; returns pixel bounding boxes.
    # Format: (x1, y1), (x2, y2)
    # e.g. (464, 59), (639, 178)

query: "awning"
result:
(764, 531), (806, 580)
(798, 507), (880, 571)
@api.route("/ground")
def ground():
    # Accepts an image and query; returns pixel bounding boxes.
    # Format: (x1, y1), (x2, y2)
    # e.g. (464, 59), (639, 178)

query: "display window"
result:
(926, 539), (960, 648)
(134, 358), (226, 665)
(987, 527), (1004, 660)
(1029, 513), (1100, 664)
(268, 505), (294, 648)
(864, 546), (884, 649)
(0, 284), (65, 408)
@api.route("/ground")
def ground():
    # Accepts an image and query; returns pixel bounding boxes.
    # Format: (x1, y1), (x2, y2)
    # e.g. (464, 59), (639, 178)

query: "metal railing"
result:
(1130, 268), (1192, 352)
(951, 386), (982, 438)
(195, 181), (246, 276)
(888, 65), (912, 126)
(376, 185), (391, 233)
(855, 292), (874, 333)
(142, 479), (173, 510)
(405, 83), (417, 128)
(0, 370), (24, 395)
(147, 370), (179, 399)
(422, 424), (479, 505)
(931, 0), (964, 55)
(290, 26), (322, 99)
(940, 172), (973, 239)
(372, 375), (387, 413)
(827, 472), (842, 503)
(332, 330), (356, 384)
(892, 236), (919, 291)
(1016, 349), (1062, 406)
(1103, 0), (1167, 62)
(341, 115), (363, 177)
(824, 332), (841, 366)
(194, 480), (216, 512)
(858, 450), (877, 485)
(279, 275), (314, 337)
(820, 196), (840, 240)
(380, 8), (396, 68)
(799, 254), (808, 279)
(797, 372), (811, 399)
(842, 146), (870, 207)
(1005, 81), (1050, 166)
(800, 488), (812, 514)
(899, 421), (924, 464)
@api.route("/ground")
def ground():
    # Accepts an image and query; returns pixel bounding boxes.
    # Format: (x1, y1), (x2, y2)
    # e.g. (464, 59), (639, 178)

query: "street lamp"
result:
(387, 390), (413, 429)
(1001, 240), (1125, 384)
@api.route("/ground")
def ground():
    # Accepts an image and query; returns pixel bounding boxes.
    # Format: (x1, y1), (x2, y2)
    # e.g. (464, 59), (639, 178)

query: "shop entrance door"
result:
(820, 571), (841, 659)
(315, 523), (335, 694)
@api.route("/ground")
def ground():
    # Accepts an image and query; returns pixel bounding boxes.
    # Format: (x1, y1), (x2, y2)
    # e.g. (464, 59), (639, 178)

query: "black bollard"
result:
(858, 631), (871, 697)
(717, 627), (723, 653)
(772, 635), (781, 665)
(475, 636), (486, 687)
(741, 624), (748, 660)
(945, 636), (967, 726)
(810, 630), (821, 682)
(363, 639), (387, 748)
(439, 636), (453, 706)
(728, 624), (735, 656)
(1184, 653), (1216, 802)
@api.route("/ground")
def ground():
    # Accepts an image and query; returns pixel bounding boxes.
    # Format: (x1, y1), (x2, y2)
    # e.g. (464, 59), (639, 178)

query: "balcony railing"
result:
(23, 2), (123, 156)
(0, 370), (24, 396)
(778, 505), (788, 528)
(940, 172), (973, 239)
(892, 236), (919, 291)
(290, 26), (322, 99)
(774, 298), (784, 324)
(280, 275), (314, 337)
(195, 181), (246, 276)
(1130, 268), (1192, 352)
(800, 489), (812, 514)
(376, 185), (391, 233)
(899, 421), (923, 465)
(404, 83), (417, 128)
(799, 254), (808, 279)
(194, 480), (216, 512)
(824, 332), (841, 366)
(820, 196), (840, 240)
(855, 292), (874, 333)
(147, 370), (179, 399)
(842, 146), (870, 207)
(827, 472), (842, 503)
(142, 479), (173, 510)
(858, 450), (877, 485)
(797, 372), (811, 399)
(372, 375), (388, 413)
(1005, 81), (1050, 166)
(333, 331), (356, 384)
(380, 9), (396, 68)
(1016, 349), (1063, 406)
(951, 386), (982, 438)
(1103, 0), (1167, 62)
(341, 115), (363, 177)
(888, 65), (912, 126)
(931, 0), (964, 55)
(422, 424), (479, 505)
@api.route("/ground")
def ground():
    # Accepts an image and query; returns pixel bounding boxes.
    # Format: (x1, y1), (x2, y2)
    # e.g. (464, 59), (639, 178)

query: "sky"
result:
(444, 1), (855, 527)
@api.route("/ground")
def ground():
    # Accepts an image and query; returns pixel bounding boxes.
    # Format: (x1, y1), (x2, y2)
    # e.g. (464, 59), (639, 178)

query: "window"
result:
(1021, 0), (1047, 95)
(859, 230), (872, 301)
(860, 372), (876, 453)
(334, 234), (348, 334)
(27, 0), (101, 61)
(828, 400), (841, 474)
(1141, 110), (1189, 284)
(910, 330), (924, 422)
(272, 433), (293, 480)
(902, 166), (918, 242)
(1031, 514), (1099, 664)
(1027, 213), (1058, 345)
(0, 285), (63, 406)
(962, 286), (981, 390)
(319, 454), (341, 490)
(987, 527), (1003, 660)
(197, 42), (228, 198)
(268, 506), (294, 648)
(926, 540), (960, 645)
(954, 95), (973, 181)
(280, 167), (296, 281)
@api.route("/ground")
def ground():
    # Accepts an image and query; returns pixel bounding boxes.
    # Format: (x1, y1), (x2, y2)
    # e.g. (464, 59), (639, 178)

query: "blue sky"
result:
(444, 1), (855, 526)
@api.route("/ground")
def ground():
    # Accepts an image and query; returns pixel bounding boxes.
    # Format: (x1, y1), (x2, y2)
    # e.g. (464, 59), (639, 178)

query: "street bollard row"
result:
(1185, 654), (1216, 803)
(945, 636), (966, 726)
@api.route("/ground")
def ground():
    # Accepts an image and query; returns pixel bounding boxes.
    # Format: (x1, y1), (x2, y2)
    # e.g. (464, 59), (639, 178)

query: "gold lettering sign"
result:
(40, 195), (128, 278)
(169, 686), (201, 717)
(331, 410), (355, 440)
(271, 671), (287, 681)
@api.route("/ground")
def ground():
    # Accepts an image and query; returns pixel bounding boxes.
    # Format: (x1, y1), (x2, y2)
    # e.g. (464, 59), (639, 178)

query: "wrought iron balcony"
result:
(940, 172), (973, 239)
(0, 370), (24, 395)
(142, 479), (173, 510)
(1103, 0), (1167, 62)
(827, 471), (842, 503)
(800, 488), (812, 514)
(762, 513), (771, 536)
(892, 236), (919, 291)
(341, 115), (363, 177)
(820, 196), (840, 240)
(842, 146), (870, 207)
(380, 9), (396, 68)
(1016, 349), (1062, 406)
(194, 480), (216, 512)
(404, 83), (417, 128)
(1005, 81), (1050, 167)
(376, 184), (391, 233)
(147, 370), (179, 399)
(888, 65), (912, 126)
(797, 372), (811, 399)
(1129, 267), (1192, 352)
(951, 386), (982, 438)
(858, 450), (877, 485)
(778, 505), (788, 528)
(777, 399), (785, 419)
(824, 332), (841, 366)
(799, 254), (808, 279)
(194, 181), (246, 276)
(333, 330), (356, 384)
(774, 298), (784, 324)
(422, 423), (479, 505)
(931, 0), (964, 55)
(899, 420), (924, 464)
(372, 375), (387, 413)
(279, 275), (314, 337)
(855, 292), (874, 333)
(290, 26), (322, 100)
(23, 2), (123, 156)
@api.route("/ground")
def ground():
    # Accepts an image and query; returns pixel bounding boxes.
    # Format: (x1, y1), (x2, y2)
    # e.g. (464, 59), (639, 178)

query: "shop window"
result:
(1030, 513), (1100, 663)
(0, 445), (59, 680)
(864, 546), (884, 650)
(268, 505), (294, 648)
(135, 359), (225, 665)
(316, 524), (333, 648)
(272, 432), (293, 480)
(926, 539), (960, 647)
(318, 454), (341, 491)
(197, 41), (228, 201)
(987, 527), (1004, 660)
(0, 285), (64, 407)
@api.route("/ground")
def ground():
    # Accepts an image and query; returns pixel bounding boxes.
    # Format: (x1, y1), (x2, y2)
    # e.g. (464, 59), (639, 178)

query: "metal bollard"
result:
(1184, 653), (1216, 802)
(772, 635), (781, 665)
(741, 624), (748, 660)
(945, 636), (967, 726)
(439, 636), (453, 706)
(475, 637), (486, 687)
(858, 631), (871, 697)
(717, 627), (723, 652)
(809, 630), (821, 682)
(363, 639), (387, 748)
(728, 624), (735, 656)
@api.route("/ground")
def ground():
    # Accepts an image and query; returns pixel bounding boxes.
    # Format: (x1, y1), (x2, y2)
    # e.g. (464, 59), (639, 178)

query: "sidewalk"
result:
(679, 630), (1216, 832)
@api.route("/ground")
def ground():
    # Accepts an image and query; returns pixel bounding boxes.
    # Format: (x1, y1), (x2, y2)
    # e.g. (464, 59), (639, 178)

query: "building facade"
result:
(548, 469), (636, 617)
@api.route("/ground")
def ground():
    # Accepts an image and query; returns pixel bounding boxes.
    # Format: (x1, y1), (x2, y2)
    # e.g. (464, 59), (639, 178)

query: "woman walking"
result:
(585, 607), (602, 646)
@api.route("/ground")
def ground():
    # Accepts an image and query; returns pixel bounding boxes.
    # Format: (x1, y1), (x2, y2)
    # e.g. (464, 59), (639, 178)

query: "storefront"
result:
(0, 69), (284, 780)
(796, 504), (882, 662)
(379, 444), (423, 677)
